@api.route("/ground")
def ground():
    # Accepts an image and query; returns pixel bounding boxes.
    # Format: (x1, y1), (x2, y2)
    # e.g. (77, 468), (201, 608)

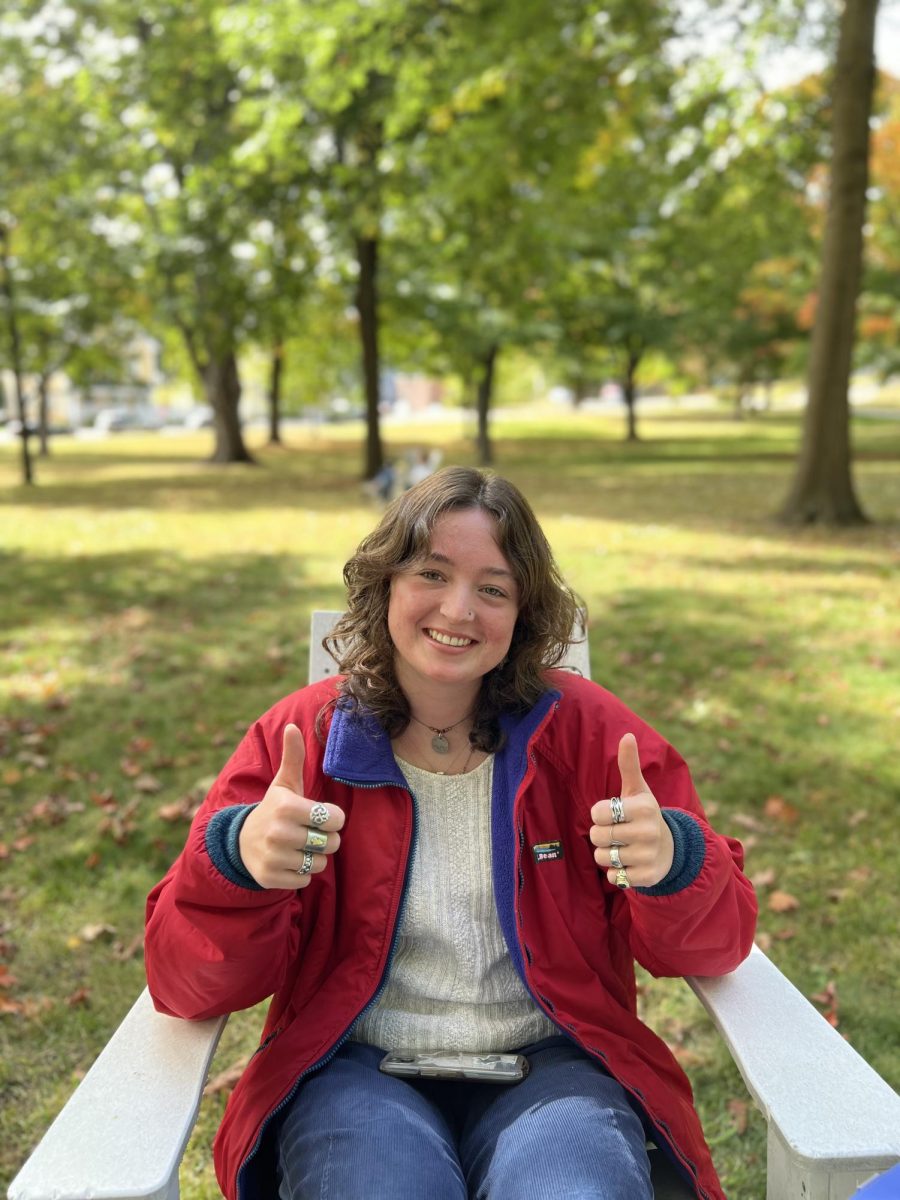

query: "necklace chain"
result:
(408, 709), (474, 755)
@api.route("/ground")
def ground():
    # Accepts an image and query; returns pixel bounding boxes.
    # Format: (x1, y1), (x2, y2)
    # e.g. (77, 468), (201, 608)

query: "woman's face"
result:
(388, 508), (520, 704)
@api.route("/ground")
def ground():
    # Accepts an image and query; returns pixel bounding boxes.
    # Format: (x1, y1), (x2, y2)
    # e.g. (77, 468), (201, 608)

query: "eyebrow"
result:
(425, 551), (515, 580)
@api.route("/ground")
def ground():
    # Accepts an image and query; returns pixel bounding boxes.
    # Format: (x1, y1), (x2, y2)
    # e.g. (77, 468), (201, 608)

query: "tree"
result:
(779, 0), (880, 524)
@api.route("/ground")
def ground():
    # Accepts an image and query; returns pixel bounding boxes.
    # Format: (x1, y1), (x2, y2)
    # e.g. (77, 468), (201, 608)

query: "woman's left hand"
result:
(589, 733), (675, 888)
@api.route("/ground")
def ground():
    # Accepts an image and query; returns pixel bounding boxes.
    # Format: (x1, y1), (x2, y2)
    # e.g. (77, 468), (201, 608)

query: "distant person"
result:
(406, 446), (441, 488)
(373, 460), (397, 502)
(144, 466), (757, 1200)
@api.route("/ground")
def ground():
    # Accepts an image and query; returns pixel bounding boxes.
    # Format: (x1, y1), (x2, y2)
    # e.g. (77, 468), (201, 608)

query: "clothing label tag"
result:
(532, 841), (564, 864)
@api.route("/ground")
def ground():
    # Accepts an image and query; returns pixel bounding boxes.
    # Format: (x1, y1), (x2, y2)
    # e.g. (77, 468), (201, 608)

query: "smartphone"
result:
(379, 1050), (529, 1084)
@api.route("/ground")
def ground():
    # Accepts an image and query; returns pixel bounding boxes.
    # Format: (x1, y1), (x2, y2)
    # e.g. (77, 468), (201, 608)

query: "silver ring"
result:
(610, 845), (624, 870)
(308, 803), (329, 827)
(610, 796), (625, 824)
(614, 867), (630, 889)
(297, 850), (315, 876)
(304, 828), (329, 852)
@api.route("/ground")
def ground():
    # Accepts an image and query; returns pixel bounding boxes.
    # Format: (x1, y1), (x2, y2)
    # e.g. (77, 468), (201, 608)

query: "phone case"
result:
(379, 1051), (529, 1083)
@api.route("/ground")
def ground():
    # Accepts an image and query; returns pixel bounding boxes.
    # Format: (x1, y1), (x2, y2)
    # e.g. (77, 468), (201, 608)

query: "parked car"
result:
(182, 406), (215, 429)
(93, 406), (166, 432)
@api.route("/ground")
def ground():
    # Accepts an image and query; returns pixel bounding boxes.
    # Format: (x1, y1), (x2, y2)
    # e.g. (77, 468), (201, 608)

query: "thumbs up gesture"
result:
(239, 724), (345, 890)
(589, 733), (674, 889)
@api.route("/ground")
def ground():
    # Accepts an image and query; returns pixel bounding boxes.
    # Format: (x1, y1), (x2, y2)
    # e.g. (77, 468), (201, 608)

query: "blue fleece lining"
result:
(205, 804), (263, 890)
(635, 810), (705, 896)
(490, 692), (561, 992)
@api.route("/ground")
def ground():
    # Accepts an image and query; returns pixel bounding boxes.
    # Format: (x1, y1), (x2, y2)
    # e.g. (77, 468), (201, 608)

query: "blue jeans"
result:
(275, 1037), (653, 1199)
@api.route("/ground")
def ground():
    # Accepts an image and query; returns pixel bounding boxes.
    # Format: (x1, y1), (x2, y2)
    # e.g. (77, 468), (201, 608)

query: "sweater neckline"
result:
(393, 752), (494, 781)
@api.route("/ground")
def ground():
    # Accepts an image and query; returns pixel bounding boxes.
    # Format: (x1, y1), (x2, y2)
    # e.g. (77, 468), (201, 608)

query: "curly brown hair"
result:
(323, 466), (583, 752)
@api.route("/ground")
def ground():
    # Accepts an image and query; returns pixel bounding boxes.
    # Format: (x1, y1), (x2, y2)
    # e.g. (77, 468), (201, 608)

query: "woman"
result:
(145, 466), (757, 1200)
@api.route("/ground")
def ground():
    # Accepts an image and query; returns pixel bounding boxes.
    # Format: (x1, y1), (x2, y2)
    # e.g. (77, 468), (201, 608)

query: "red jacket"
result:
(145, 671), (757, 1200)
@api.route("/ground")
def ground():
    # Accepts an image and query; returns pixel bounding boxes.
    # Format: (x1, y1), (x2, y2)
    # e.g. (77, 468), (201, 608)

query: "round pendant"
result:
(431, 733), (450, 754)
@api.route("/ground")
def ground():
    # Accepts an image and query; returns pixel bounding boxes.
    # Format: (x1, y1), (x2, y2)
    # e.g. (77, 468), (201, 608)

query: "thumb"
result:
(274, 723), (306, 794)
(617, 733), (647, 797)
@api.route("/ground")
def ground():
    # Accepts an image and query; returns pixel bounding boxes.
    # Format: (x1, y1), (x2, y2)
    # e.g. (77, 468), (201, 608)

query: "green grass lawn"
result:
(1, 408), (898, 1199)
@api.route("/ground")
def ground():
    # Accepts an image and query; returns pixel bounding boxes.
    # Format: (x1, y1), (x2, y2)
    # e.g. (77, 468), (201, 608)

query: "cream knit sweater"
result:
(351, 754), (558, 1053)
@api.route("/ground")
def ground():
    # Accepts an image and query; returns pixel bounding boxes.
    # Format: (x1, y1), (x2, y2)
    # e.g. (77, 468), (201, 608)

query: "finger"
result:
(617, 733), (648, 797)
(593, 844), (630, 871)
(300, 798), (345, 833)
(273, 723), (306, 794)
(296, 828), (342, 855)
(268, 850), (332, 891)
(589, 823), (627, 848)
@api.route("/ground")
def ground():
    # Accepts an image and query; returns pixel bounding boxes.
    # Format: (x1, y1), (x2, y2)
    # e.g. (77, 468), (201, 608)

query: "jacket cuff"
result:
(634, 810), (705, 896)
(205, 804), (263, 891)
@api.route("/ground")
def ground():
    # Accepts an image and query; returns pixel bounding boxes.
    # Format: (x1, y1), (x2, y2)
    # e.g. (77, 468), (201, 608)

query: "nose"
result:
(439, 585), (475, 624)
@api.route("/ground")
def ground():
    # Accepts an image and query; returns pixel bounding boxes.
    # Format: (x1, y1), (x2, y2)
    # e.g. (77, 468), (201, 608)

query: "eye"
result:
(481, 585), (508, 599)
(419, 569), (445, 582)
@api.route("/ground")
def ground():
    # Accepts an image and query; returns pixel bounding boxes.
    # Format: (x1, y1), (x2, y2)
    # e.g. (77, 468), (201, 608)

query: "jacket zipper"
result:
(236, 778), (417, 1199)
(510, 722), (710, 1200)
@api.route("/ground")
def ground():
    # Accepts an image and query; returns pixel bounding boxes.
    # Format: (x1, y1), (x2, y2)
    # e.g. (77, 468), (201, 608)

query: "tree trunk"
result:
(0, 223), (33, 486)
(622, 344), (642, 442)
(268, 341), (284, 446)
(202, 350), (255, 464)
(476, 343), (498, 466)
(356, 235), (383, 480)
(38, 373), (51, 457)
(778, 0), (878, 525)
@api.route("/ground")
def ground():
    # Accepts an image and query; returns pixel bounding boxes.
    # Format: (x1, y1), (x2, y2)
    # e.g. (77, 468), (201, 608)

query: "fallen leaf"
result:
(0, 965), (20, 989)
(79, 923), (117, 943)
(203, 1056), (250, 1097)
(768, 890), (800, 913)
(810, 980), (839, 1028)
(732, 813), (765, 832)
(112, 933), (144, 962)
(773, 927), (797, 941)
(134, 774), (162, 794)
(727, 1098), (750, 1135)
(751, 867), (777, 890)
(763, 796), (799, 825)
(65, 987), (91, 1007)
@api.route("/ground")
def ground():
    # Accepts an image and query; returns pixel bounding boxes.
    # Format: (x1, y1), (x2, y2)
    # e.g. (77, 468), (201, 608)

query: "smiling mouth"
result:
(425, 628), (475, 648)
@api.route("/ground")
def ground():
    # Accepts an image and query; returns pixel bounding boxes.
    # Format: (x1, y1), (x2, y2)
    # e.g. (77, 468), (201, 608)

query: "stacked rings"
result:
(297, 851), (315, 876)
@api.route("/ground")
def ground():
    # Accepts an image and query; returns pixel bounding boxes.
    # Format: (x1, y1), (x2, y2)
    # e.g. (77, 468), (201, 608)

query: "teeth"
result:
(426, 629), (473, 647)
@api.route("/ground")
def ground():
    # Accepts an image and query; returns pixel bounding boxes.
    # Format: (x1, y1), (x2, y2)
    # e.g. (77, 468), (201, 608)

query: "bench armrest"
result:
(687, 945), (900, 1195)
(8, 989), (226, 1200)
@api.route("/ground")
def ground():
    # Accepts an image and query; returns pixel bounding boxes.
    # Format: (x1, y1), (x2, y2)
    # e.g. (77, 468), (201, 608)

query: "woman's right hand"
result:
(238, 724), (345, 889)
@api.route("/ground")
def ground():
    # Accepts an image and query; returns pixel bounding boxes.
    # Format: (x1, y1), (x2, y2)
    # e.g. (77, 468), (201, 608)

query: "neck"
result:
(396, 666), (481, 731)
